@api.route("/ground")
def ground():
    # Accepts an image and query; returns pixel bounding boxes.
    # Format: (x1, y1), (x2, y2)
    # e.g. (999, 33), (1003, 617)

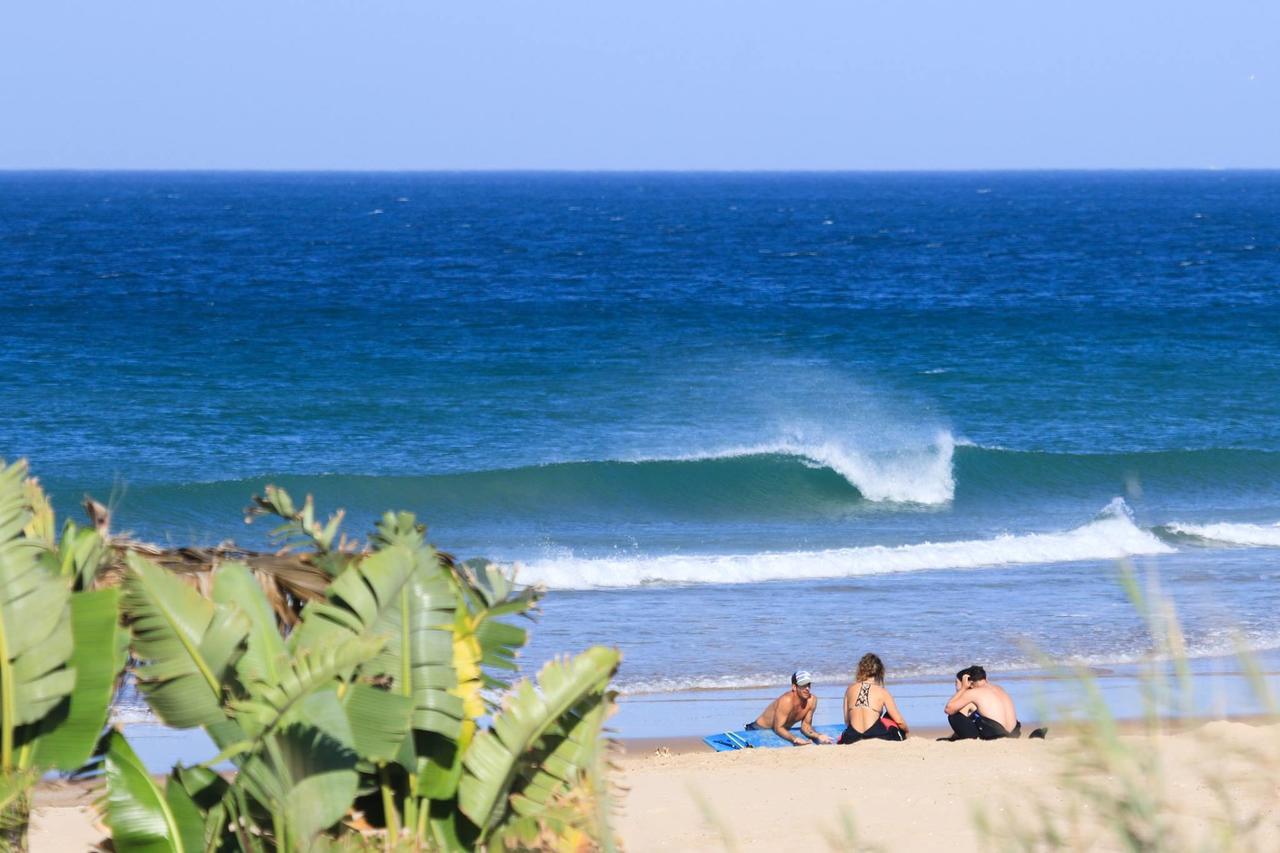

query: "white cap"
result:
(792, 670), (812, 686)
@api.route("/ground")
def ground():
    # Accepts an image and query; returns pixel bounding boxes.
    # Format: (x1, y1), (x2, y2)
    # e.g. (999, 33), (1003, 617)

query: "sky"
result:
(2, 0), (1278, 170)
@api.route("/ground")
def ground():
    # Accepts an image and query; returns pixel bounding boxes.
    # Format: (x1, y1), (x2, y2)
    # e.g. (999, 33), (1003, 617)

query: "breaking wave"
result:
(1158, 520), (1280, 548)
(515, 499), (1173, 589)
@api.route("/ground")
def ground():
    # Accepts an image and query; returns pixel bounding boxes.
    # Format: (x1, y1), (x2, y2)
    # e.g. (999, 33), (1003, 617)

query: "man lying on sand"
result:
(746, 670), (835, 745)
(944, 665), (1023, 739)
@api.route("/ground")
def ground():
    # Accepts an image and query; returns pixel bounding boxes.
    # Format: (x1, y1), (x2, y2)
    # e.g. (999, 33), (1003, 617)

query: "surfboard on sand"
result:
(703, 723), (845, 751)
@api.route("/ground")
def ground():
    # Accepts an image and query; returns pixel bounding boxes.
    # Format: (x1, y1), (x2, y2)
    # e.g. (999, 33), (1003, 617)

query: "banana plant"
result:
(110, 549), (414, 850)
(0, 459), (127, 850)
(106, 487), (620, 851)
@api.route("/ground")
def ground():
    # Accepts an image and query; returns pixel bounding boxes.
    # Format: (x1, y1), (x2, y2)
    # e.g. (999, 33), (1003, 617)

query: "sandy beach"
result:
(29, 721), (1278, 851)
(615, 721), (1280, 851)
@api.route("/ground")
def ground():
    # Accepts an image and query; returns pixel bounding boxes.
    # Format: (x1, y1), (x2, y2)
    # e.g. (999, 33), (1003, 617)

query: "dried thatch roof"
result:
(84, 496), (453, 627)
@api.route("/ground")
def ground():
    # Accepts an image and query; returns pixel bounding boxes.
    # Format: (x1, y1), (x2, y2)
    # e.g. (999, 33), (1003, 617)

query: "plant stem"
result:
(416, 796), (429, 844)
(380, 765), (401, 842)
(403, 790), (417, 843)
(0, 627), (13, 771)
(273, 811), (288, 853)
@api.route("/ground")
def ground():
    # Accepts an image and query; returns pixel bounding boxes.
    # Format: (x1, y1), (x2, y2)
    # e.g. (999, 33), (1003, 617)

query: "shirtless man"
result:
(943, 665), (1022, 739)
(746, 671), (834, 745)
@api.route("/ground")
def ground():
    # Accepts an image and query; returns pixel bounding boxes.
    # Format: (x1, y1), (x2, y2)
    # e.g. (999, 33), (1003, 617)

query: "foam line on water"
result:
(614, 630), (1280, 694)
(1163, 520), (1280, 548)
(515, 499), (1172, 590)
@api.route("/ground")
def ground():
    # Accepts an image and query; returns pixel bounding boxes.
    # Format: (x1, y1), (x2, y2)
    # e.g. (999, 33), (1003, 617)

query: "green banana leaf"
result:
(163, 773), (207, 853)
(233, 715), (360, 846)
(0, 459), (75, 768)
(229, 637), (385, 740)
(212, 562), (286, 688)
(56, 520), (112, 590)
(368, 546), (464, 740)
(454, 561), (541, 697)
(341, 683), (414, 765)
(457, 646), (620, 840)
(367, 511), (427, 552)
(220, 642), (383, 843)
(121, 553), (250, 731)
(248, 486), (353, 578)
(170, 765), (234, 853)
(506, 689), (614, 821)
(30, 588), (128, 771)
(101, 731), (195, 853)
(288, 545), (416, 657)
(18, 474), (56, 545)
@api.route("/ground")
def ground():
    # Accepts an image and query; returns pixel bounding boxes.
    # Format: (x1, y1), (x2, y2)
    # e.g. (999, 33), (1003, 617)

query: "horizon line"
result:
(3, 166), (1280, 176)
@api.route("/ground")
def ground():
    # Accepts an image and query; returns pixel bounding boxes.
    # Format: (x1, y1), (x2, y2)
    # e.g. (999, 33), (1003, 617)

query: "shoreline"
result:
(611, 649), (1280, 741)
(618, 713), (1280, 757)
(103, 648), (1280, 770)
(33, 714), (1280, 851)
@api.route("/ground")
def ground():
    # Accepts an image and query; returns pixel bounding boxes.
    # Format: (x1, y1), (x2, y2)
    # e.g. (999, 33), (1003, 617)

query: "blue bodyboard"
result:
(703, 723), (845, 751)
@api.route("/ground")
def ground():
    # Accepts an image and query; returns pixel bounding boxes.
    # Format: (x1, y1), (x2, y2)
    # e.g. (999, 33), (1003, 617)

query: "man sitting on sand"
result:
(943, 665), (1023, 739)
(746, 671), (834, 745)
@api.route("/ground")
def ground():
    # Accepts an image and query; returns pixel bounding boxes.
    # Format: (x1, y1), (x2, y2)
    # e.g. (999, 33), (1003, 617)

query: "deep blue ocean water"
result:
(3, 171), (1279, 695)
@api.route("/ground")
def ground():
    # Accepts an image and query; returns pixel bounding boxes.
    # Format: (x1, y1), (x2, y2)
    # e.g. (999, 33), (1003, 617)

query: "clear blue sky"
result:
(2, 0), (1277, 170)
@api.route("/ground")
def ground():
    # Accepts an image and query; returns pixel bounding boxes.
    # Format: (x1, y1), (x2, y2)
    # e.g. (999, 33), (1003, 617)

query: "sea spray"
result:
(676, 429), (955, 504)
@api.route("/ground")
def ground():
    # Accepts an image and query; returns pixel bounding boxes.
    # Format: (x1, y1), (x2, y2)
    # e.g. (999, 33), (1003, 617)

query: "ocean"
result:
(3, 171), (1279, 702)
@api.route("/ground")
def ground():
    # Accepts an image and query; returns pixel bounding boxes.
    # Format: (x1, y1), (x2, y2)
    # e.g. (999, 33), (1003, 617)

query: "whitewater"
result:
(517, 500), (1173, 588)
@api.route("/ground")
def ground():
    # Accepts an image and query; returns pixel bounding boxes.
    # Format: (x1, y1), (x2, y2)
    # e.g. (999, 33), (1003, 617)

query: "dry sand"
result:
(26, 722), (1280, 851)
(615, 721), (1280, 851)
(30, 780), (104, 852)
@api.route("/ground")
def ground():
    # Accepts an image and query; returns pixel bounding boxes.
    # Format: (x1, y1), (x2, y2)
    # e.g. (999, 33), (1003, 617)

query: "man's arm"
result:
(770, 696), (807, 745)
(800, 697), (834, 744)
(944, 675), (973, 715)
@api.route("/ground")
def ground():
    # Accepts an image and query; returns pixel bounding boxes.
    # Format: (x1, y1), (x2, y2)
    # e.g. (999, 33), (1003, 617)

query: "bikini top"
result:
(854, 681), (872, 708)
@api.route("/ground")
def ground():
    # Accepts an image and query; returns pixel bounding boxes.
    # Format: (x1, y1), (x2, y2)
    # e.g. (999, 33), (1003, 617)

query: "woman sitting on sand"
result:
(839, 653), (910, 744)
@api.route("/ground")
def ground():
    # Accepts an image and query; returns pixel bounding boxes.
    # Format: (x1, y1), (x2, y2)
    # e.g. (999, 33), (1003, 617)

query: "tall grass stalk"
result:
(975, 560), (1280, 851)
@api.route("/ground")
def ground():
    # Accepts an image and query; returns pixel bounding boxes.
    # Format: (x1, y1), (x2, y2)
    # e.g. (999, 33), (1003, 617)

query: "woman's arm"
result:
(882, 689), (910, 733)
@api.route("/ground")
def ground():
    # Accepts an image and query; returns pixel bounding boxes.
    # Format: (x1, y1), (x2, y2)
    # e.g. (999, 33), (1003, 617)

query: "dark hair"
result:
(856, 653), (885, 685)
(966, 665), (987, 682)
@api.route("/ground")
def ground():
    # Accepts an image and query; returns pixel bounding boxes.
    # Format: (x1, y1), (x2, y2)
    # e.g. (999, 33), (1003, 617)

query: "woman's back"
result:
(843, 680), (888, 732)
(838, 653), (909, 744)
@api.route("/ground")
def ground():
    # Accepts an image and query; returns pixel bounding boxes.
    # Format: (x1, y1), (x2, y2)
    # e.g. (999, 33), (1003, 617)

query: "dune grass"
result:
(971, 560), (1280, 852)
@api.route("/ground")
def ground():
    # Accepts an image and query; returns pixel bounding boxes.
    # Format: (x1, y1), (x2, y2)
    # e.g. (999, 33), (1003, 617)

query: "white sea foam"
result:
(1165, 520), (1280, 547)
(515, 499), (1172, 590)
(613, 630), (1280, 694)
(666, 429), (956, 505)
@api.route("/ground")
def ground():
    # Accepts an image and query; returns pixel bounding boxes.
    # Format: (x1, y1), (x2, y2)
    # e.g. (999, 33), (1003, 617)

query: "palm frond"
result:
(0, 459), (76, 769)
(31, 588), (128, 771)
(458, 647), (620, 840)
(99, 731), (187, 853)
(121, 553), (249, 732)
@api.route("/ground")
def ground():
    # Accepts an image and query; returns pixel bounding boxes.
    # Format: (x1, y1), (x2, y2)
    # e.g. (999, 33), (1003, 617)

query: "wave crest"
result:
(1159, 520), (1280, 548)
(676, 430), (955, 505)
(515, 499), (1172, 589)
